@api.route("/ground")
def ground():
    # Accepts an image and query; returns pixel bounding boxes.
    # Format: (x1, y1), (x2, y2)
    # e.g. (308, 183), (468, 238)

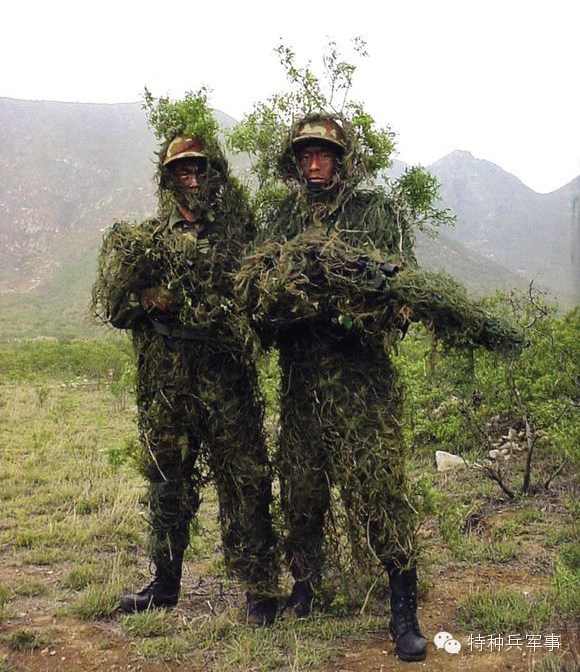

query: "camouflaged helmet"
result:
(163, 136), (207, 166)
(291, 116), (347, 154)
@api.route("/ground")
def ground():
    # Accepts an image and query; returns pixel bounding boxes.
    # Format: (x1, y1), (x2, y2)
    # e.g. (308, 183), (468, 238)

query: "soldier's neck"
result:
(177, 204), (201, 223)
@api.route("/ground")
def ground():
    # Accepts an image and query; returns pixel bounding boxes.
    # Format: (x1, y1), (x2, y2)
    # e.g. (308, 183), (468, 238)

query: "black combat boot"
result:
(119, 576), (180, 612)
(285, 580), (314, 618)
(246, 593), (278, 626)
(387, 565), (427, 662)
(119, 556), (182, 613)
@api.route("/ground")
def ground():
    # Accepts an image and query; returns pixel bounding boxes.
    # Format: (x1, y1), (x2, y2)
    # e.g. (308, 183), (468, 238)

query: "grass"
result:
(536, 655), (580, 672)
(12, 580), (48, 598)
(132, 634), (192, 662)
(552, 557), (580, 621)
(61, 564), (103, 591)
(121, 610), (176, 638)
(0, 584), (10, 625)
(457, 588), (553, 632)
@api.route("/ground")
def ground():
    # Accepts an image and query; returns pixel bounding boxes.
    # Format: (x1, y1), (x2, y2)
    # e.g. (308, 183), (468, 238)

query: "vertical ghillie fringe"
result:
(92, 126), (279, 596)
(235, 114), (522, 595)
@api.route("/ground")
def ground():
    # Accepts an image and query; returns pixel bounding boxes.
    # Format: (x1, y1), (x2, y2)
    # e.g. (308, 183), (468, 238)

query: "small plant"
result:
(12, 529), (38, 549)
(552, 556), (579, 621)
(13, 579), (48, 598)
(4, 629), (51, 652)
(72, 583), (120, 620)
(122, 610), (175, 638)
(61, 564), (101, 591)
(0, 583), (11, 625)
(132, 635), (191, 662)
(105, 434), (141, 470)
(536, 654), (579, 672)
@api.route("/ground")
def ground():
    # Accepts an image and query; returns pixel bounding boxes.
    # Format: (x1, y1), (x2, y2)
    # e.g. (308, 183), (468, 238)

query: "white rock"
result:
(436, 451), (467, 472)
(489, 449), (501, 460)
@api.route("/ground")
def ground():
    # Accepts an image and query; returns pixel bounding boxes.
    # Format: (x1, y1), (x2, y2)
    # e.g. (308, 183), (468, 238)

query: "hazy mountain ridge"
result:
(0, 97), (577, 338)
(0, 98), (241, 294)
(0, 98), (157, 290)
(429, 150), (579, 298)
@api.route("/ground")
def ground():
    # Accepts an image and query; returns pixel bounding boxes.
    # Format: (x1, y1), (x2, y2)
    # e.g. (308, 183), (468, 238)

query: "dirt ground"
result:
(0, 561), (575, 672)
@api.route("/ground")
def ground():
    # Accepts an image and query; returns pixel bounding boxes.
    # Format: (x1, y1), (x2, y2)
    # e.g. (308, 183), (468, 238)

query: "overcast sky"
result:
(2, 0), (578, 193)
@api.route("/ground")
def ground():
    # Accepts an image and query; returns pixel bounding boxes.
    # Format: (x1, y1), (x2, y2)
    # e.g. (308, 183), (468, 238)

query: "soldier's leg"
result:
(326, 340), (425, 661)
(199, 351), (279, 624)
(278, 337), (331, 616)
(120, 335), (203, 612)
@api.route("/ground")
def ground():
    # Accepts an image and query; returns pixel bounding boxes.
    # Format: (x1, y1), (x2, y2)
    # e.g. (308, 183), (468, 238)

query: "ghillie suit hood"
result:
(156, 135), (231, 222)
(259, 111), (417, 268)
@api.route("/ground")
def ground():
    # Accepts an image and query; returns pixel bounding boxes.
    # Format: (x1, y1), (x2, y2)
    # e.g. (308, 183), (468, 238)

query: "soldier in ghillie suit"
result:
(93, 133), (279, 625)
(236, 113), (522, 660)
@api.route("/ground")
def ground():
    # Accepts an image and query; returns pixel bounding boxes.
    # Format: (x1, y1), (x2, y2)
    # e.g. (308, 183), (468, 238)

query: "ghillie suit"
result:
(236, 112), (522, 658)
(93, 136), (278, 622)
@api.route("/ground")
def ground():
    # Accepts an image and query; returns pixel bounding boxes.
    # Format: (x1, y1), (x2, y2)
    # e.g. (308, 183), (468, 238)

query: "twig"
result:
(543, 461), (567, 491)
(475, 463), (515, 499)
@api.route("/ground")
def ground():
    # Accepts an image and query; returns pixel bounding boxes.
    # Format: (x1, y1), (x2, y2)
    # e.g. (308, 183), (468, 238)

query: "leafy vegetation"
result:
(400, 295), (578, 500)
(456, 588), (553, 632)
(0, 336), (132, 382)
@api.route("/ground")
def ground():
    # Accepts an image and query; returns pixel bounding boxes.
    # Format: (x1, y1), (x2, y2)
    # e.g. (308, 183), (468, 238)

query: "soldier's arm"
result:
(384, 269), (523, 352)
(92, 219), (165, 329)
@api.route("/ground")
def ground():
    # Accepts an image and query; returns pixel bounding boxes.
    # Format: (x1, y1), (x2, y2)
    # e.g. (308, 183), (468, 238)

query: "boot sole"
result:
(119, 597), (178, 613)
(390, 625), (427, 662)
(395, 649), (427, 662)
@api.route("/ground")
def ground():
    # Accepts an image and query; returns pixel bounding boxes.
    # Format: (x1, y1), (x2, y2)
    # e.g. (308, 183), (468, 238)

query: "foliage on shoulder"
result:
(391, 166), (453, 235)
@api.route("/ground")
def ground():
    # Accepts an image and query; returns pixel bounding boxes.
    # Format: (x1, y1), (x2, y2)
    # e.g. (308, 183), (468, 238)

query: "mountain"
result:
(428, 150), (579, 300)
(0, 98), (577, 339)
(0, 98), (242, 294)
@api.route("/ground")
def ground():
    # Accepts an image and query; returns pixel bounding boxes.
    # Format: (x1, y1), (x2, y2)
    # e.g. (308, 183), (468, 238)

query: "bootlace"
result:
(396, 608), (420, 633)
(137, 577), (179, 596)
(136, 578), (162, 596)
(392, 594), (420, 635)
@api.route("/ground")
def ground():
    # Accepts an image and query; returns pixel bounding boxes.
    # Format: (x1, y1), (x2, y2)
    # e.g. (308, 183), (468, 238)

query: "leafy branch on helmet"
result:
(228, 41), (395, 183)
(142, 86), (218, 146)
(228, 41), (453, 235)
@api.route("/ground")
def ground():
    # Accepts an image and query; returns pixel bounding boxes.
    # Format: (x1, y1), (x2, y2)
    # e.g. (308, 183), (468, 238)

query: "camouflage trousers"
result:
(133, 330), (278, 595)
(277, 327), (416, 584)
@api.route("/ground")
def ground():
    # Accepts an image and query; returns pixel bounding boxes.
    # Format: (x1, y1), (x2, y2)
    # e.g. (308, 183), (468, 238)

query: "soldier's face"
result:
(171, 158), (206, 193)
(296, 143), (338, 187)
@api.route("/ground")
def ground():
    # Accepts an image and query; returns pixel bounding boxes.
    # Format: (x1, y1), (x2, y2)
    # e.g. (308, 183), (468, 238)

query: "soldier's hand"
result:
(140, 287), (178, 312)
